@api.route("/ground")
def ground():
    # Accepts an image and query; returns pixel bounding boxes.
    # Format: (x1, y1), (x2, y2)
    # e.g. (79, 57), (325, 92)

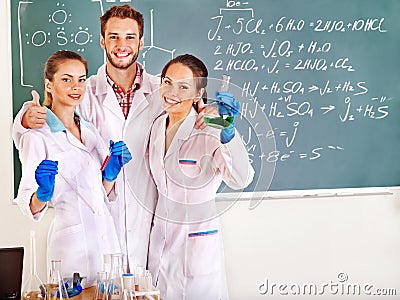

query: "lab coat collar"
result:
(95, 62), (154, 96)
(46, 108), (89, 133)
(164, 107), (198, 158)
(95, 63), (154, 121)
(176, 107), (198, 141)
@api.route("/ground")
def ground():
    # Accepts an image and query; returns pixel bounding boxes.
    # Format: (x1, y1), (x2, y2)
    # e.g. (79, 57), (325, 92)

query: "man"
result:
(14, 5), (164, 272)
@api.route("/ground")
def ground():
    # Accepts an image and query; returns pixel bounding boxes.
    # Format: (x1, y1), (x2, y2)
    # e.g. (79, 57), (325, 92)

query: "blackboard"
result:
(11, 0), (400, 194)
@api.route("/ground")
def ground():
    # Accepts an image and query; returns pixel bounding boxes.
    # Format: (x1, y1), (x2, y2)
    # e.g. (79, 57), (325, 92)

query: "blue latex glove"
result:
(102, 140), (132, 182)
(216, 92), (241, 144)
(35, 160), (58, 202)
(216, 92), (240, 118)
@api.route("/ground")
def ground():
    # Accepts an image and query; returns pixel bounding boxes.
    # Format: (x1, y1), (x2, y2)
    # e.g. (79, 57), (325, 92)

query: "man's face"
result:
(100, 17), (144, 70)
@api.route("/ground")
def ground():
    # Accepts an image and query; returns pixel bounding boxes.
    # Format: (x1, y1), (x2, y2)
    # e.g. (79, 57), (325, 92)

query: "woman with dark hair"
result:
(147, 54), (254, 299)
(15, 50), (131, 286)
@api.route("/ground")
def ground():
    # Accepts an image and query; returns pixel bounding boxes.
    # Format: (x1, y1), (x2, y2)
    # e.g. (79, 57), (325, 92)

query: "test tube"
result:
(134, 265), (145, 292)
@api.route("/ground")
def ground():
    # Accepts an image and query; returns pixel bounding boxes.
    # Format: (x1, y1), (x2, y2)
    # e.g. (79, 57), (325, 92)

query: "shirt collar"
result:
(106, 63), (143, 94)
(46, 108), (89, 133)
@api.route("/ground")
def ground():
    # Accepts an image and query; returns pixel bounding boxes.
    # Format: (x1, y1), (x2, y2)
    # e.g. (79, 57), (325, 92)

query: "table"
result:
(72, 286), (160, 299)
(74, 286), (94, 299)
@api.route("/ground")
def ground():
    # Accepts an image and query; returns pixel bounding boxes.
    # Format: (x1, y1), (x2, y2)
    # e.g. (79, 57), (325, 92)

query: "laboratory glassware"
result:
(204, 74), (235, 129)
(46, 259), (69, 300)
(121, 274), (136, 300)
(21, 230), (46, 300)
(103, 253), (124, 300)
(93, 271), (107, 300)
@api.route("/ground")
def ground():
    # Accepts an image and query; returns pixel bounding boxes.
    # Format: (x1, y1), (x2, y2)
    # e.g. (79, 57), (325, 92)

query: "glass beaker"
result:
(21, 231), (46, 300)
(204, 74), (235, 129)
(103, 253), (124, 300)
(121, 274), (136, 300)
(93, 271), (107, 300)
(46, 260), (69, 300)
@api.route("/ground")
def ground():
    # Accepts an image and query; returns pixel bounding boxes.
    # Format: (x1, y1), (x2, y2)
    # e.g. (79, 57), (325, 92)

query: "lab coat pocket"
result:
(179, 160), (200, 177)
(186, 229), (221, 276)
(48, 223), (87, 277)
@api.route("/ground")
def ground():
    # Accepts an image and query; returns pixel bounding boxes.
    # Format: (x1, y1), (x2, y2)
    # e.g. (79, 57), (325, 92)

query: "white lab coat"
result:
(15, 109), (121, 287)
(147, 109), (254, 300)
(77, 64), (162, 271)
(13, 64), (162, 271)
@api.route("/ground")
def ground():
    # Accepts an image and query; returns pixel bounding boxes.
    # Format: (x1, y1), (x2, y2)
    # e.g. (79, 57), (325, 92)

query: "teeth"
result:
(115, 53), (129, 58)
(165, 97), (180, 105)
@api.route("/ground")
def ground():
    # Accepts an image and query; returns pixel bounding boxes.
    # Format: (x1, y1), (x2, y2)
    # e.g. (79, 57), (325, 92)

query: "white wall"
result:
(0, 0), (54, 285)
(219, 193), (400, 299)
(2, 1), (400, 299)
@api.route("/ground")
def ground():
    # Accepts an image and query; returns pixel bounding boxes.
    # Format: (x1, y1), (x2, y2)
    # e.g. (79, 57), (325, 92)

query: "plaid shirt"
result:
(106, 64), (143, 119)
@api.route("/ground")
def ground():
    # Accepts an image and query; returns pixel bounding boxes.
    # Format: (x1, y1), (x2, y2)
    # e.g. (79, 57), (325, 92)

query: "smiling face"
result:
(161, 63), (204, 117)
(100, 17), (144, 70)
(45, 59), (87, 109)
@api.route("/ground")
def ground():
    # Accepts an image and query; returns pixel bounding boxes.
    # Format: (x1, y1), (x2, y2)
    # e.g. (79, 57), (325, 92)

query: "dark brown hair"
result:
(100, 4), (144, 39)
(43, 50), (88, 107)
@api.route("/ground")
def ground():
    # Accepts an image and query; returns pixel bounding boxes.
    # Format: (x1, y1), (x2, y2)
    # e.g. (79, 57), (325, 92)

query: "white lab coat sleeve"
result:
(214, 129), (255, 190)
(15, 131), (49, 222)
(12, 101), (33, 150)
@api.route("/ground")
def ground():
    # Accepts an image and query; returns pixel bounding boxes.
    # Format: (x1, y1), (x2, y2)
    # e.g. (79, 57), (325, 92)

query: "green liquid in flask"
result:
(204, 115), (234, 129)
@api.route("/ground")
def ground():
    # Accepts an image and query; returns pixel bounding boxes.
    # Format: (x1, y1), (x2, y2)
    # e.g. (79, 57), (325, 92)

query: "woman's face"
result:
(45, 59), (87, 108)
(160, 63), (203, 115)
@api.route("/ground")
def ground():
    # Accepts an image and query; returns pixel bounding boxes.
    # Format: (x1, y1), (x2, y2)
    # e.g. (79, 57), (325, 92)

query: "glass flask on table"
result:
(46, 259), (69, 300)
(21, 230), (46, 300)
(103, 253), (124, 300)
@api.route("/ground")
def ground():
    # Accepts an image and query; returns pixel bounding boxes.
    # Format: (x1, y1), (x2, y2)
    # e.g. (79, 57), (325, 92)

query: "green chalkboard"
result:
(11, 0), (400, 194)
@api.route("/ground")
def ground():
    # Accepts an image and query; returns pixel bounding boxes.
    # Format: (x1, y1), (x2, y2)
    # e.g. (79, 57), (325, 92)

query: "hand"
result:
(216, 92), (240, 118)
(35, 160), (58, 202)
(194, 98), (207, 130)
(102, 140), (132, 182)
(22, 90), (47, 129)
(216, 92), (241, 144)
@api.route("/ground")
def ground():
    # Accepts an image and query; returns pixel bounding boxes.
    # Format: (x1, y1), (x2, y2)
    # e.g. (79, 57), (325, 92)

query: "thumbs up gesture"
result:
(21, 90), (48, 129)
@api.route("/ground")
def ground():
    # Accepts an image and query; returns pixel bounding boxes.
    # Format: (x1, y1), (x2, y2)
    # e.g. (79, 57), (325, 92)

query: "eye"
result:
(109, 35), (117, 40)
(127, 35), (136, 40)
(62, 78), (71, 82)
(179, 84), (190, 90)
(79, 78), (87, 83)
(162, 78), (172, 85)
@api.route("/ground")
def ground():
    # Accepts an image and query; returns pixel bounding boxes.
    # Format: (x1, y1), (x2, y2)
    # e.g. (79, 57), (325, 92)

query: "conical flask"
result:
(203, 74), (235, 129)
(47, 259), (69, 300)
(21, 230), (46, 299)
(93, 271), (107, 300)
(103, 253), (124, 300)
